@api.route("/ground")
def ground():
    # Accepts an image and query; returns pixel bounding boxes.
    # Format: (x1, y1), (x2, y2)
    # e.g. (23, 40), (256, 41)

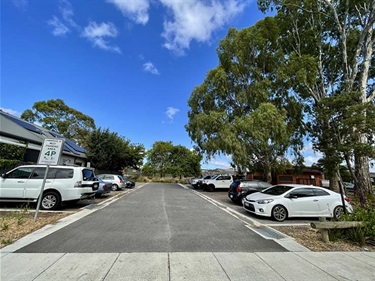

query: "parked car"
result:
(96, 174), (126, 191)
(0, 165), (99, 210)
(95, 177), (112, 197)
(201, 174), (239, 192)
(343, 182), (354, 192)
(243, 184), (353, 222)
(120, 176), (135, 188)
(190, 175), (216, 189)
(228, 179), (272, 205)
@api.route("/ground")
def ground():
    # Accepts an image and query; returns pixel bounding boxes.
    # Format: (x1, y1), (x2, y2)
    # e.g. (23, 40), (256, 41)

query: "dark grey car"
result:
(228, 179), (272, 205)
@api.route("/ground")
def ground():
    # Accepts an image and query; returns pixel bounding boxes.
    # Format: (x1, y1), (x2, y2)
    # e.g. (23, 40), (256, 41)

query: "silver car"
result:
(96, 174), (126, 191)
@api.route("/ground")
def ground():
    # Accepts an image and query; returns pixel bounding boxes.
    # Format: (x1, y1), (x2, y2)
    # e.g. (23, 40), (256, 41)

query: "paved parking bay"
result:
(0, 188), (131, 212)
(190, 186), (320, 226)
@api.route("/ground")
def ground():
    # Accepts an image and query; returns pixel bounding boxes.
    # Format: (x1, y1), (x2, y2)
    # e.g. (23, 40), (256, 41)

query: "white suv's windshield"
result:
(82, 169), (95, 180)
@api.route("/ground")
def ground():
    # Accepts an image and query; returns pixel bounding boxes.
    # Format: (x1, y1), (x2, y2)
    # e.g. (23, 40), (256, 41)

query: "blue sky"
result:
(1, 0), (324, 169)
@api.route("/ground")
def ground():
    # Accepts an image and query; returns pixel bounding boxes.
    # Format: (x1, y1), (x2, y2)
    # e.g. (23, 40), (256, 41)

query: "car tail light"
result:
(74, 181), (82, 188)
(103, 184), (107, 190)
(120, 179), (123, 183)
(344, 196), (350, 203)
(236, 186), (242, 192)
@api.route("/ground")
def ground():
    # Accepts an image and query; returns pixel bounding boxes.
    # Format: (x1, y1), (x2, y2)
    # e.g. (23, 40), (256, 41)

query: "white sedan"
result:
(243, 184), (353, 222)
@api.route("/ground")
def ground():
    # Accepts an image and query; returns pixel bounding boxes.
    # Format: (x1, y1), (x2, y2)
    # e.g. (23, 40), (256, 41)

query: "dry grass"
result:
(0, 211), (69, 248)
(274, 225), (375, 252)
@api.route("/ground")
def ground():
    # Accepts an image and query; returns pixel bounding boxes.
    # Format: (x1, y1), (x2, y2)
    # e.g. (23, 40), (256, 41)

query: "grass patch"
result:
(0, 211), (69, 249)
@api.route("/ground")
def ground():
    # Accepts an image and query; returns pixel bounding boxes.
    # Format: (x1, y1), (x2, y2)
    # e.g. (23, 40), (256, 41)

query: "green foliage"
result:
(86, 128), (144, 172)
(0, 159), (31, 173)
(340, 204), (375, 244)
(0, 143), (26, 160)
(256, 0), (375, 203)
(21, 99), (96, 148)
(1, 238), (13, 246)
(186, 21), (304, 179)
(1, 220), (9, 231)
(146, 141), (202, 178)
(15, 209), (28, 226)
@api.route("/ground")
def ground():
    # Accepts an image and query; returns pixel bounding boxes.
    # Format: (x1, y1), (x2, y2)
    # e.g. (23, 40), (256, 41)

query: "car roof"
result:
(15, 165), (91, 169)
(273, 184), (322, 188)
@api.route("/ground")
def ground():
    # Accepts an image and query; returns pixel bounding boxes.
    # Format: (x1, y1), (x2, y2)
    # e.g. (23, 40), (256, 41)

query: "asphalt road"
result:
(15, 183), (286, 253)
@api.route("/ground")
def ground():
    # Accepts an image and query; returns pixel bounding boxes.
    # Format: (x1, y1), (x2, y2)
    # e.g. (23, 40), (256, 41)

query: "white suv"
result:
(0, 165), (99, 210)
(201, 174), (235, 192)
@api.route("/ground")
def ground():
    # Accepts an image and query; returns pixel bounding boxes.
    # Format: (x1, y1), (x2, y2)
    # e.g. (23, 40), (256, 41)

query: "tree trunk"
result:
(355, 154), (371, 207)
(329, 173), (340, 193)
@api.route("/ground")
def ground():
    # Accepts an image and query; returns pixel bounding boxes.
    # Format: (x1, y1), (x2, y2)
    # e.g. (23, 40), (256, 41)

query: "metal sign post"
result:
(34, 139), (64, 221)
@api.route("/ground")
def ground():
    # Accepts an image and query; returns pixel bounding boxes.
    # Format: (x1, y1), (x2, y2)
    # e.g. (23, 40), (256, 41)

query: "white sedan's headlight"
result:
(257, 199), (274, 204)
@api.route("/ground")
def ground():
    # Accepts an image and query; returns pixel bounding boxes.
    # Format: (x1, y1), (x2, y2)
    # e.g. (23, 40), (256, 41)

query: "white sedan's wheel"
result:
(272, 205), (288, 222)
(333, 206), (344, 220)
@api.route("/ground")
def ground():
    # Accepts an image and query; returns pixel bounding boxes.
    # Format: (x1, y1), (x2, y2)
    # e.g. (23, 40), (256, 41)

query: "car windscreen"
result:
(82, 169), (95, 180)
(261, 185), (294, 195)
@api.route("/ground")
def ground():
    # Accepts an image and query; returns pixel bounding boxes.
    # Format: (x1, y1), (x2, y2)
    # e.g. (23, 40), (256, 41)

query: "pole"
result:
(34, 165), (49, 221)
(337, 171), (347, 216)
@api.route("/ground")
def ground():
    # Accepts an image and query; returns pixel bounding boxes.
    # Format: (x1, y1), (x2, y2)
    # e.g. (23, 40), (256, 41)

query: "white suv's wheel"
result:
(41, 191), (61, 210)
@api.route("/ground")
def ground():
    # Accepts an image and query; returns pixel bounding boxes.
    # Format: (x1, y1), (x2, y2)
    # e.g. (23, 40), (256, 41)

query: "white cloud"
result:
(160, 0), (246, 55)
(48, 16), (70, 36)
(202, 154), (233, 169)
(12, 0), (28, 9)
(143, 62), (160, 75)
(82, 22), (121, 53)
(59, 0), (80, 31)
(48, 0), (80, 37)
(107, 0), (150, 25)
(166, 107), (180, 120)
(0, 107), (21, 117)
(301, 142), (323, 166)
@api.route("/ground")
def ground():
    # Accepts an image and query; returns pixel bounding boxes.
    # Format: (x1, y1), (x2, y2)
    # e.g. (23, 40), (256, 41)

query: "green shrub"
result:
(0, 159), (34, 174)
(1, 220), (9, 231)
(1, 238), (13, 246)
(15, 208), (28, 225)
(340, 204), (375, 245)
(0, 143), (26, 160)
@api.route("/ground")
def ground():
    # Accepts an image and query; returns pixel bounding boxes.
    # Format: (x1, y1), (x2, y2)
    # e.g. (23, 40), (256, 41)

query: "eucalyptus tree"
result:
(21, 99), (96, 149)
(186, 18), (304, 182)
(258, 0), (375, 204)
(147, 141), (174, 178)
(146, 141), (202, 178)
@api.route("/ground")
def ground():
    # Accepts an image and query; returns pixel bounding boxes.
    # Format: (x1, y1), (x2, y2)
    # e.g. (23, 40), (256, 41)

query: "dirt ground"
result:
(273, 225), (375, 252)
(0, 211), (69, 248)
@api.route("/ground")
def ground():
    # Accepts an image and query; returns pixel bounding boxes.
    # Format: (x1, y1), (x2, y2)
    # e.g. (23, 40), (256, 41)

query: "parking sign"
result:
(38, 139), (64, 165)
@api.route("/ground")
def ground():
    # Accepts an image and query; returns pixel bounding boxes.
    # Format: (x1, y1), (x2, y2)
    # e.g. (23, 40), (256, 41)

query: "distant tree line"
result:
(142, 141), (202, 179)
(10, 99), (200, 176)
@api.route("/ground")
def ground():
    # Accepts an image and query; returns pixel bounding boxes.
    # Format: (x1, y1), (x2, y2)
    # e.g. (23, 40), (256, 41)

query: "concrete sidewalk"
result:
(1, 251), (375, 280)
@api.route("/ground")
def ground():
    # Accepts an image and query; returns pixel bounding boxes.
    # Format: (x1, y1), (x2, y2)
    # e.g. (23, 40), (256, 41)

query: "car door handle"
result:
(313, 199), (319, 202)
(17, 180), (25, 183)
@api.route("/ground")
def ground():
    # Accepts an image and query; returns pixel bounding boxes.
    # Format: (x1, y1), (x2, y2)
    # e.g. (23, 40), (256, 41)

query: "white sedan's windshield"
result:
(262, 185), (294, 195)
